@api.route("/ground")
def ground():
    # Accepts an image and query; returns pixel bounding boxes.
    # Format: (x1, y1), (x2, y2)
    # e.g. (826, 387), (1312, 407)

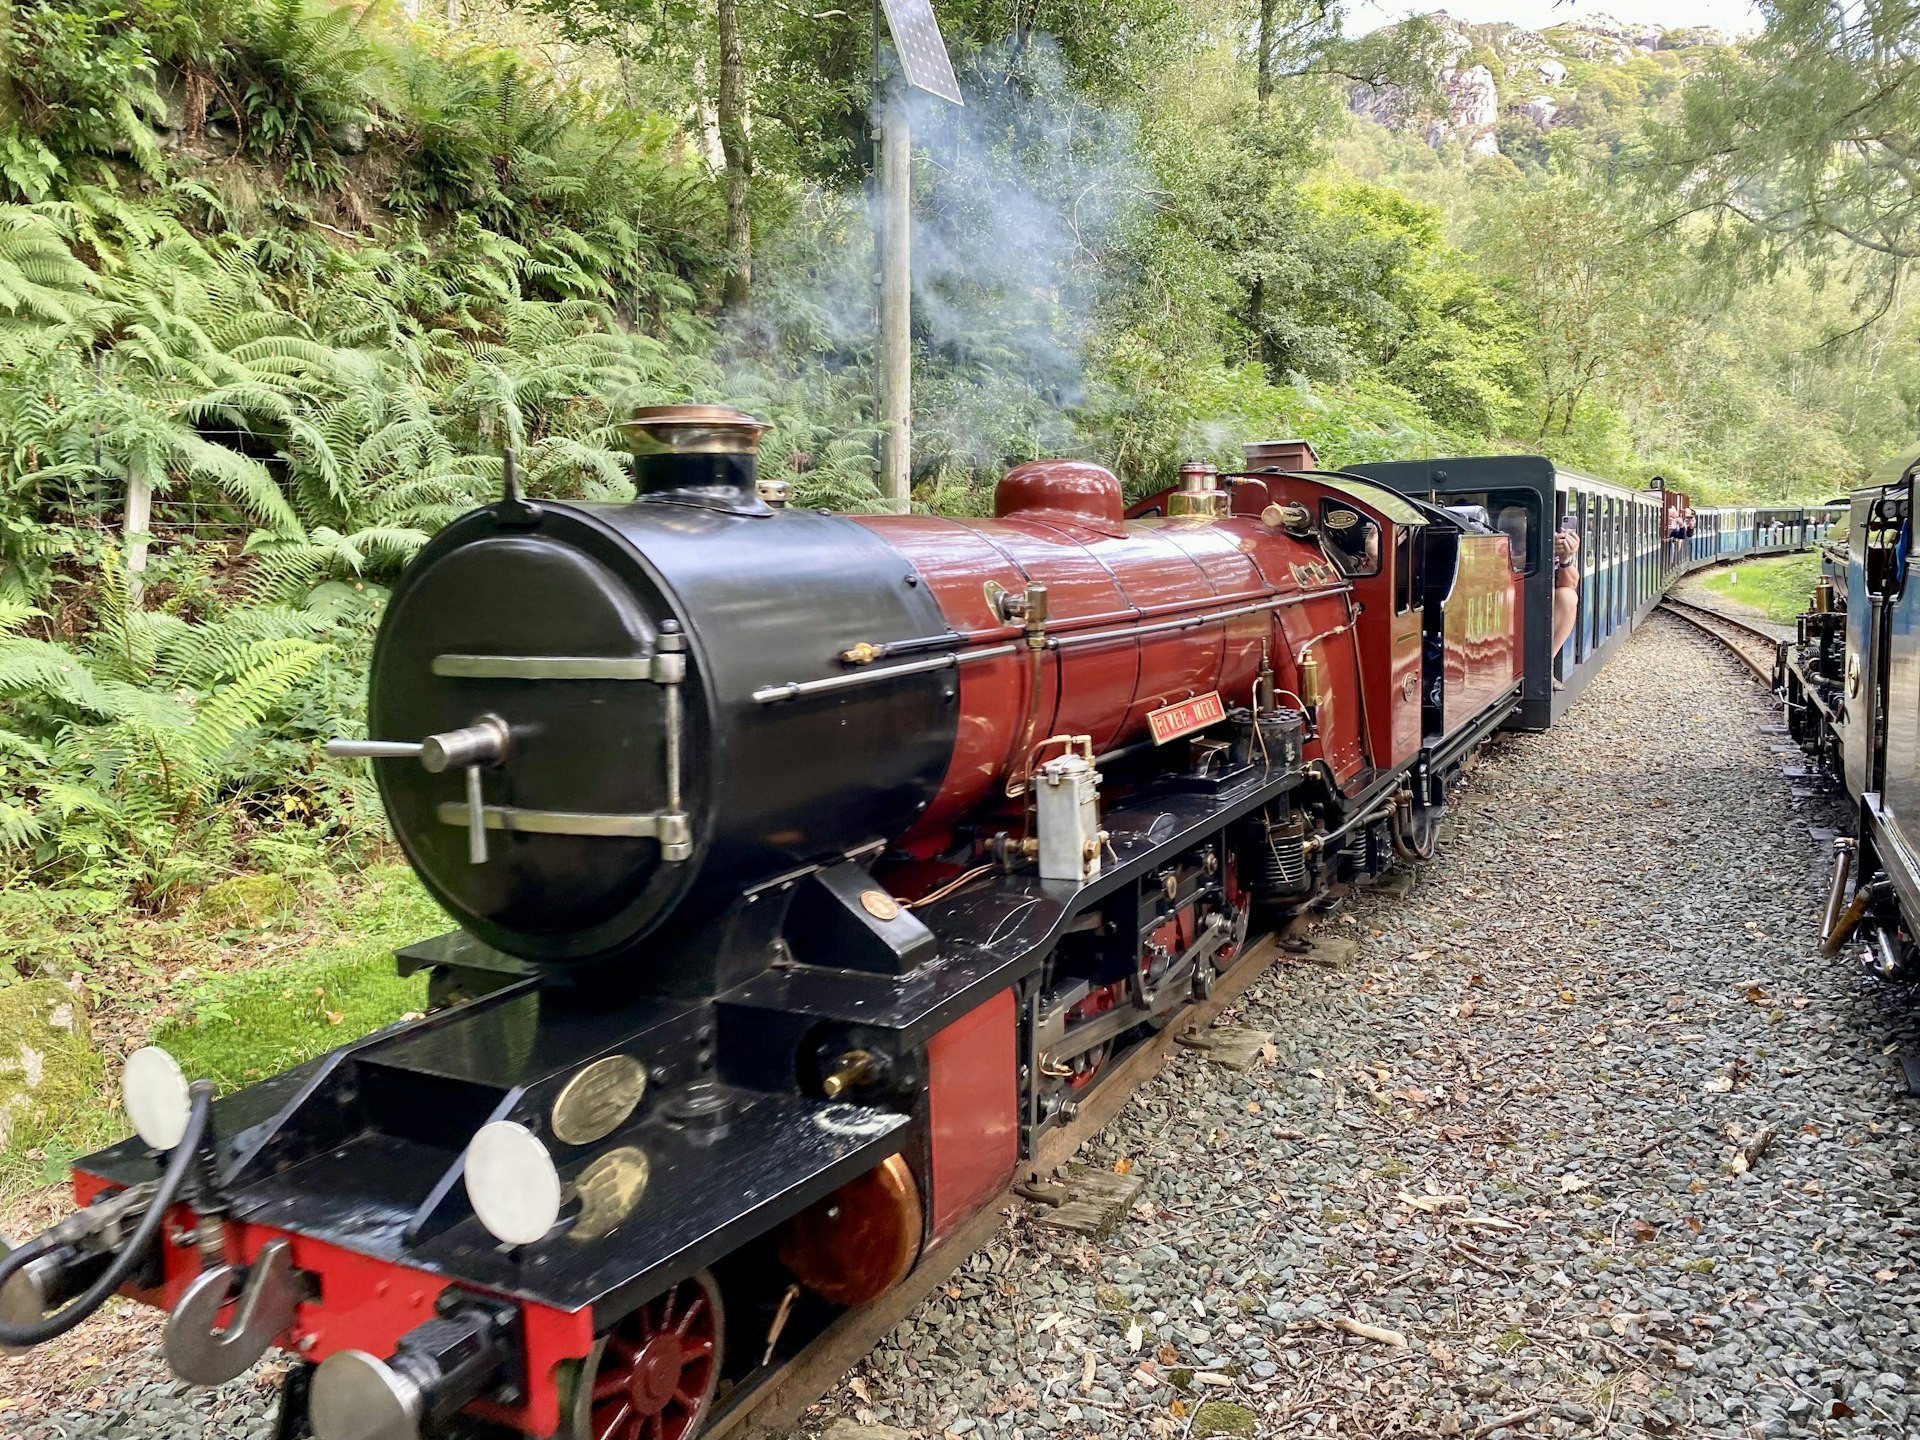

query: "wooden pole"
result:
(123, 472), (151, 605)
(878, 100), (912, 515)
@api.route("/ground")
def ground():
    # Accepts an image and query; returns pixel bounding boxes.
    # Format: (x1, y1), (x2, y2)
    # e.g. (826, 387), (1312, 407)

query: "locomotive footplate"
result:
(72, 982), (909, 1328)
(716, 756), (1301, 1057)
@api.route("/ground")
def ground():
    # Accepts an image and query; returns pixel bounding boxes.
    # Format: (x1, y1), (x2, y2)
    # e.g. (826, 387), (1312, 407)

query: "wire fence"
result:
(42, 430), (275, 548)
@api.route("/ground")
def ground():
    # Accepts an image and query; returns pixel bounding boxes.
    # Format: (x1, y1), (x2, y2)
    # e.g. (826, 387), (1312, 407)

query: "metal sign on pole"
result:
(874, 0), (961, 514)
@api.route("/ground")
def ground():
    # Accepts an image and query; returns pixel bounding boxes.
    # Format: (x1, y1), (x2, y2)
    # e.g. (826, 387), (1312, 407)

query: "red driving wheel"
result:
(568, 1270), (724, 1440)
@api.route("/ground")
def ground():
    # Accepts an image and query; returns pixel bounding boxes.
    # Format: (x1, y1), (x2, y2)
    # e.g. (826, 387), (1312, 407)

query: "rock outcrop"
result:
(1513, 95), (1559, 128)
(1350, 10), (1728, 157)
(0, 980), (100, 1150)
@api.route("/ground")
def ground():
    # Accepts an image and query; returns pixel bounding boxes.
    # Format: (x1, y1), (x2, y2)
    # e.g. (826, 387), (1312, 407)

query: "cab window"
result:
(1394, 528), (1417, 613)
(1494, 505), (1529, 575)
(1321, 501), (1381, 577)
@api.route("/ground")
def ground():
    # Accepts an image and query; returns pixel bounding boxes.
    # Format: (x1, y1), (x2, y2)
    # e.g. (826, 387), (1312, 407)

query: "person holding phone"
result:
(1552, 513), (1580, 689)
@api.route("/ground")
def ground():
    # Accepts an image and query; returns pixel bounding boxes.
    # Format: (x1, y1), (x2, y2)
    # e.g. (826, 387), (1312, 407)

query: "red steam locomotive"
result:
(0, 407), (1527, 1440)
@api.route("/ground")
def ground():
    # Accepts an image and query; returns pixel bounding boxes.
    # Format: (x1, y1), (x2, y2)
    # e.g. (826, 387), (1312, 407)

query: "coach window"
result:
(1321, 501), (1382, 576)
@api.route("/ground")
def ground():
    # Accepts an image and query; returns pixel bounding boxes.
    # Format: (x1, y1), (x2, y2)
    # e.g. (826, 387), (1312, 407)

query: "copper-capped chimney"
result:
(1243, 438), (1319, 473)
(619, 403), (774, 513)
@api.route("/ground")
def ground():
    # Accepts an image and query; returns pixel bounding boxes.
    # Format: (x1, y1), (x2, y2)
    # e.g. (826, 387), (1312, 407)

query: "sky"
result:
(1346, 0), (1765, 37)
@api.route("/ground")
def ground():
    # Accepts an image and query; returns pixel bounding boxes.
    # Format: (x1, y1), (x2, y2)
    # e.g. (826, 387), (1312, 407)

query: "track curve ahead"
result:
(1657, 597), (1781, 682)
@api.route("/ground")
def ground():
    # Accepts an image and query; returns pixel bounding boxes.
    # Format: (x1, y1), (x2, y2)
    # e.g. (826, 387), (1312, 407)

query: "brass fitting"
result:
(821, 1049), (882, 1099)
(1298, 650), (1325, 708)
(1169, 461), (1228, 520)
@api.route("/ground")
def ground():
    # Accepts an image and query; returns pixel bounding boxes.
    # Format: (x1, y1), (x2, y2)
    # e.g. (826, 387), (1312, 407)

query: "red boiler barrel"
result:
(850, 460), (1336, 842)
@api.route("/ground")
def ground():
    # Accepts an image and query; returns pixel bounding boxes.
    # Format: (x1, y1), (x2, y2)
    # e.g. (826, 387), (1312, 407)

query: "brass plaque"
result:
(860, 889), (902, 921)
(572, 1147), (650, 1241)
(551, 1056), (646, 1147)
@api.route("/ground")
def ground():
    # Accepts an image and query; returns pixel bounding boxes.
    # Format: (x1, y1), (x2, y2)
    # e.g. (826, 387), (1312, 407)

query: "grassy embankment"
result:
(2, 868), (435, 1204)
(1696, 552), (1819, 624)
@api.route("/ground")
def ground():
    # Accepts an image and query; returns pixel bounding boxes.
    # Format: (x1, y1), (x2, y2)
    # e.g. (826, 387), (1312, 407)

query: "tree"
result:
(716, 0), (751, 306)
(1472, 176), (1692, 439)
(1654, 0), (1920, 320)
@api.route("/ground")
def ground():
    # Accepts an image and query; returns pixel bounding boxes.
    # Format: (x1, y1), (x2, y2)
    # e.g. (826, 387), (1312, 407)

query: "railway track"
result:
(1657, 596), (1782, 682)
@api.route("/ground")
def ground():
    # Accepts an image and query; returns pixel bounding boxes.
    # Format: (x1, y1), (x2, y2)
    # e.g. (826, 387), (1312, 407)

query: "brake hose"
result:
(0, 1081), (213, 1348)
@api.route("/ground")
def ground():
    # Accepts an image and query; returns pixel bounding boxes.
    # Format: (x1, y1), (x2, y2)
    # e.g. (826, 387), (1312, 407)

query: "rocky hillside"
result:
(1352, 11), (1734, 161)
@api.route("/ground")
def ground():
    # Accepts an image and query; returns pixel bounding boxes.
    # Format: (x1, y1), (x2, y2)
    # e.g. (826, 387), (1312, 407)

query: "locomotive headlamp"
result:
(122, 1046), (192, 1151)
(464, 1122), (562, 1246)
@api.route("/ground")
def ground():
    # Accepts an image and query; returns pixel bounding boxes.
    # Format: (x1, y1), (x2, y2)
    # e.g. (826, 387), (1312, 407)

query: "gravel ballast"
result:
(5, 616), (1918, 1438)
(821, 617), (1920, 1439)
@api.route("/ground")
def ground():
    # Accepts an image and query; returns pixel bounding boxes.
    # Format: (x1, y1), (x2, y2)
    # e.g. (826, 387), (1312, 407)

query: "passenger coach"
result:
(1350, 457), (1839, 727)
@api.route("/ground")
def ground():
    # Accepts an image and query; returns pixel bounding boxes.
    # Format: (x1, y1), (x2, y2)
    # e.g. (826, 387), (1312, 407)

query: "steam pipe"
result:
(1822, 877), (1883, 956)
(1874, 926), (1905, 979)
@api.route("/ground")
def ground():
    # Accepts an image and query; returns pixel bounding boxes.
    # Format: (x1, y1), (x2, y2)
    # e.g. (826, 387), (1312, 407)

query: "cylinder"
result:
(1245, 815), (1308, 895)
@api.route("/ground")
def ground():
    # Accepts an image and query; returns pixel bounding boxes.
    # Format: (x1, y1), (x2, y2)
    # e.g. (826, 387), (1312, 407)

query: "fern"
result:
(0, 208), (96, 326)
(0, 584), (333, 902)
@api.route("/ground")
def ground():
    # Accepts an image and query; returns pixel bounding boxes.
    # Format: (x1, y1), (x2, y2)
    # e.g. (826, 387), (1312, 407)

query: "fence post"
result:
(124, 472), (152, 605)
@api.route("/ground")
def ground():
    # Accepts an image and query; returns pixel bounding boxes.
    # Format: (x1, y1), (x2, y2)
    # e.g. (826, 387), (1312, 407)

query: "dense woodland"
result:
(0, 0), (1916, 971)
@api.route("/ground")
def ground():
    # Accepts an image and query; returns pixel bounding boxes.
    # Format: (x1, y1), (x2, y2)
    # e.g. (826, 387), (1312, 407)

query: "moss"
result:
(155, 871), (439, 1091)
(1192, 1402), (1259, 1438)
(1169, 1368), (1195, 1392)
(1094, 1283), (1128, 1310)
(0, 980), (101, 1150)
(1682, 1257), (1717, 1274)
(1495, 1327), (1529, 1355)
(198, 873), (300, 924)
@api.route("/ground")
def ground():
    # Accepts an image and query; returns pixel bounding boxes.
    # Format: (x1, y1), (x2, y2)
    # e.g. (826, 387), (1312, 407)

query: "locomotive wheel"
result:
(564, 1270), (723, 1440)
(1215, 907), (1251, 972)
(1065, 1041), (1112, 1091)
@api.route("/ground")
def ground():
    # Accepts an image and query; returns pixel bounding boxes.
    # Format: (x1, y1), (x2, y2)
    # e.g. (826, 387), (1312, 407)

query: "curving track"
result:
(1657, 597), (1783, 682)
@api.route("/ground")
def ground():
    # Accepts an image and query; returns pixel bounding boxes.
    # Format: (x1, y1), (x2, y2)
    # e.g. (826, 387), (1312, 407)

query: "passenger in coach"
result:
(1552, 514), (1580, 689)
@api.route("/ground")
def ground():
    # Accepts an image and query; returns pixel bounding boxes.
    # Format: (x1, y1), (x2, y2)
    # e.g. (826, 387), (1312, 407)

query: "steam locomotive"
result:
(0, 410), (1795, 1440)
(1780, 445), (1920, 978)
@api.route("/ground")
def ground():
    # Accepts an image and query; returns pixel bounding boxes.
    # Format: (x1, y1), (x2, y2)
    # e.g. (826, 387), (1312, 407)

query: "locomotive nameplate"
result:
(1148, 691), (1227, 745)
(552, 1056), (648, 1147)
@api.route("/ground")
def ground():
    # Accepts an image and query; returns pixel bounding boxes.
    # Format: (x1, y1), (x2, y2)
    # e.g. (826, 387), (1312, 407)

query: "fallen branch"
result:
(1456, 1215), (1524, 1231)
(1331, 1316), (1407, 1347)
(1471, 1404), (1545, 1437)
(1398, 1189), (1469, 1214)
(1729, 1124), (1778, 1174)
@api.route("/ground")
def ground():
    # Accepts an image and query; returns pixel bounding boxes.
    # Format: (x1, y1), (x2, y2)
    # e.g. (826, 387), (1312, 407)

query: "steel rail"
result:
(1656, 597), (1779, 683)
